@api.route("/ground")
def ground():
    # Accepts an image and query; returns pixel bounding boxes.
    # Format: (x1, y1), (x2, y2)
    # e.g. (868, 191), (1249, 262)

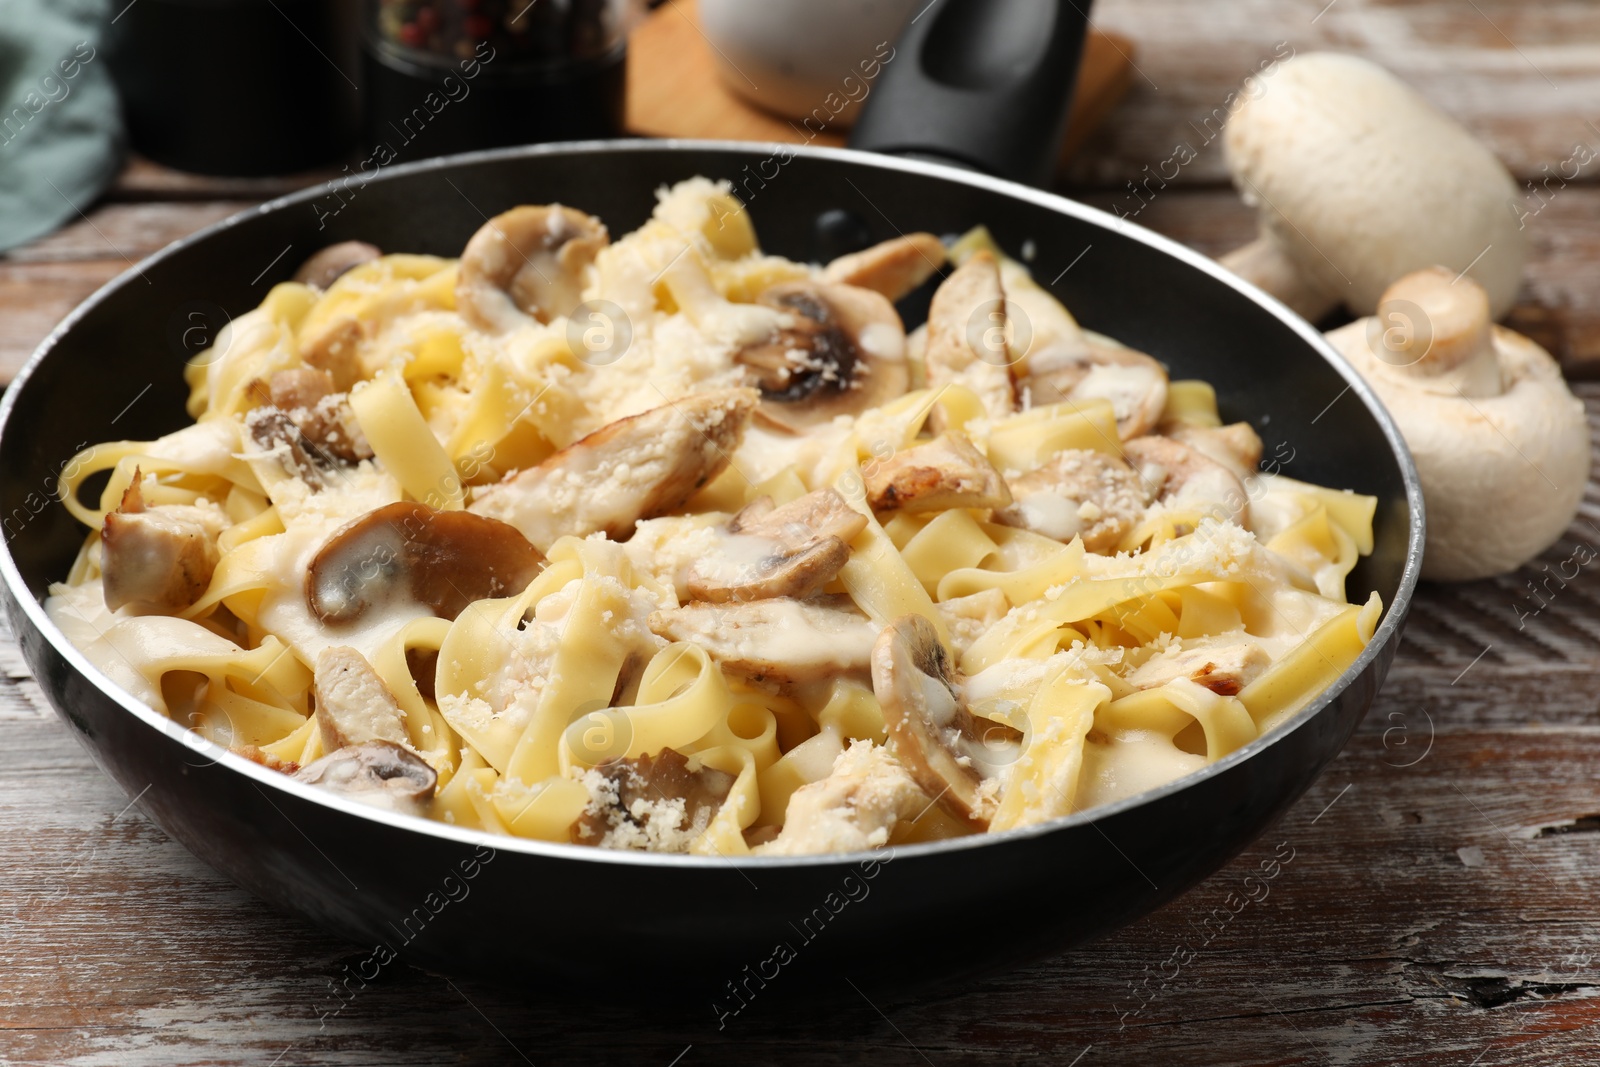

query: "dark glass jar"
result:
(361, 0), (631, 165)
(106, 0), (362, 177)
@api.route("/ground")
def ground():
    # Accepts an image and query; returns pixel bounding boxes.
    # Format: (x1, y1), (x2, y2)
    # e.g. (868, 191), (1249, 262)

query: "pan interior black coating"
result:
(0, 143), (1420, 997)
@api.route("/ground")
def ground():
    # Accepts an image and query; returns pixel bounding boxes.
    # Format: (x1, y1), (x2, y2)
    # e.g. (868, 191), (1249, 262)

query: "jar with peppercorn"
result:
(363, 0), (634, 164)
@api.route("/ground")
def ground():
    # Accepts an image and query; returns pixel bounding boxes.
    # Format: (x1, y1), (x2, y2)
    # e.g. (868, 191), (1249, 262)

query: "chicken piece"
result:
(1166, 421), (1264, 480)
(571, 748), (735, 852)
(469, 388), (757, 552)
(756, 740), (931, 855)
(685, 489), (867, 603)
(1124, 435), (1248, 526)
(1021, 337), (1169, 440)
(936, 587), (1010, 660)
(992, 448), (1146, 553)
(299, 317), (364, 391)
(235, 744), (299, 774)
(924, 252), (1015, 422)
(648, 598), (877, 686)
(821, 233), (946, 302)
(863, 433), (1012, 513)
(1127, 639), (1270, 697)
(313, 645), (410, 752)
(100, 475), (227, 612)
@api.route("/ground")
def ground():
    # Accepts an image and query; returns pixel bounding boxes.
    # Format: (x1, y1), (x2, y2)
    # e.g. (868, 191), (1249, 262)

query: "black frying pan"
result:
(0, 1), (1423, 1002)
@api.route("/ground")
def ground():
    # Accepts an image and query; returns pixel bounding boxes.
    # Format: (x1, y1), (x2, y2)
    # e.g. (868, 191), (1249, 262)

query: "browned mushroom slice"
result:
(294, 740), (437, 815)
(456, 204), (610, 333)
(313, 645), (410, 751)
(992, 448), (1146, 553)
(256, 368), (373, 467)
(571, 748), (735, 852)
(1166, 421), (1264, 479)
(1021, 337), (1169, 440)
(468, 388), (757, 552)
(1123, 436), (1248, 526)
(292, 241), (382, 290)
(686, 489), (867, 603)
(863, 432), (1011, 513)
(648, 598), (877, 686)
(299, 317), (364, 391)
(757, 740), (932, 855)
(101, 474), (225, 613)
(235, 744), (299, 774)
(735, 281), (909, 433)
(267, 367), (335, 411)
(1127, 640), (1270, 697)
(821, 233), (946, 302)
(871, 614), (1019, 827)
(306, 501), (545, 625)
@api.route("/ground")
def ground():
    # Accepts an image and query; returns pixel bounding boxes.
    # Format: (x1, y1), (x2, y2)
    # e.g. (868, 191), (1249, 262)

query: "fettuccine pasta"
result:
(46, 179), (1381, 856)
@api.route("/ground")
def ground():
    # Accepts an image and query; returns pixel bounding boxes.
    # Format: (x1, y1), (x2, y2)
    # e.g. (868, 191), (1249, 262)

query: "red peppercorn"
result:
(398, 20), (426, 46)
(465, 13), (492, 39)
(415, 6), (440, 34)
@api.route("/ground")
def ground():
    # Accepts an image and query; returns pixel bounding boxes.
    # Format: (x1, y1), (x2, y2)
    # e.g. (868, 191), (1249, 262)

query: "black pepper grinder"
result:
(362, 0), (632, 166)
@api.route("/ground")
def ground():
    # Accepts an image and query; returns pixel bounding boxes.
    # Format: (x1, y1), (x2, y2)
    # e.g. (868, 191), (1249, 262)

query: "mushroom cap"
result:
(1225, 53), (1527, 318)
(307, 501), (545, 624)
(738, 281), (910, 432)
(292, 241), (382, 290)
(294, 740), (437, 814)
(1326, 271), (1589, 580)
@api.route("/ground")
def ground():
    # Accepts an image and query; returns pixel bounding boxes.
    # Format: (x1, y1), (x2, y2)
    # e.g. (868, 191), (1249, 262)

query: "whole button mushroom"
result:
(1325, 268), (1589, 581)
(1221, 53), (1527, 322)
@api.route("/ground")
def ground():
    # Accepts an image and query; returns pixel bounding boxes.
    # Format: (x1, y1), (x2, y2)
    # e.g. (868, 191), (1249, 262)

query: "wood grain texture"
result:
(1082, 0), (1600, 186)
(5, 4), (1600, 1060)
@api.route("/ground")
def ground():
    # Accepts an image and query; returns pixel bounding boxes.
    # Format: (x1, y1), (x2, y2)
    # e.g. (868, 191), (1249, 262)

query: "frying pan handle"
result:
(848, 0), (1093, 186)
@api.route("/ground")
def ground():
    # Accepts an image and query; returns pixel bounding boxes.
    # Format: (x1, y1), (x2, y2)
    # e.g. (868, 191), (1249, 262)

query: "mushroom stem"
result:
(1218, 234), (1339, 322)
(1368, 266), (1501, 398)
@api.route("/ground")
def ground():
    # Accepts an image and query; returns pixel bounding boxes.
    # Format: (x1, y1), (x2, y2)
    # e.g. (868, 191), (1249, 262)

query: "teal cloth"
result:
(0, 0), (122, 253)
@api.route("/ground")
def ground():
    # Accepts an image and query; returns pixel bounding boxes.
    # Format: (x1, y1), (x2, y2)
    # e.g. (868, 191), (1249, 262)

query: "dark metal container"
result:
(0, 140), (1422, 1001)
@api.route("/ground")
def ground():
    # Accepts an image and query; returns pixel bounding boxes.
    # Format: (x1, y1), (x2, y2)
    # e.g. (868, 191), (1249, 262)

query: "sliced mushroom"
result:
(992, 448), (1146, 553)
(685, 488), (867, 603)
(821, 233), (946, 302)
(101, 473), (226, 613)
(735, 281), (909, 433)
(863, 432), (1011, 513)
(294, 740), (436, 815)
(293, 241), (382, 290)
(1020, 335), (1169, 440)
(1123, 436), (1248, 526)
(924, 252), (1016, 423)
(306, 501), (545, 625)
(648, 597), (878, 686)
(299, 317), (364, 392)
(756, 740), (932, 855)
(572, 747), (735, 852)
(456, 204), (609, 333)
(255, 367), (373, 467)
(314, 645), (410, 751)
(1165, 421), (1264, 480)
(468, 388), (757, 552)
(871, 614), (1019, 827)
(1127, 639), (1270, 697)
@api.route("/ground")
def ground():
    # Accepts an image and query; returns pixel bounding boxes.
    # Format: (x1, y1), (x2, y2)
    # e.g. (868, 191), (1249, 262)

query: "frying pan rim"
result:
(0, 137), (1426, 870)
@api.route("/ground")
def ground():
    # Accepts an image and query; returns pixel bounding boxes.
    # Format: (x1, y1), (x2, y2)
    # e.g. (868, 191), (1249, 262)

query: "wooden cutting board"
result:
(625, 0), (1134, 174)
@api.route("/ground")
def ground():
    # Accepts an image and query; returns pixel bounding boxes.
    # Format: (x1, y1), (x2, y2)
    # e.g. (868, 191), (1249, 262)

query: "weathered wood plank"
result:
(1084, 0), (1600, 187)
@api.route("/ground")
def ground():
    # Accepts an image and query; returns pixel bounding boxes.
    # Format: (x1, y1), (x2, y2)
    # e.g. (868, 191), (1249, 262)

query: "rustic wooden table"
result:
(7, 1), (1600, 1064)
